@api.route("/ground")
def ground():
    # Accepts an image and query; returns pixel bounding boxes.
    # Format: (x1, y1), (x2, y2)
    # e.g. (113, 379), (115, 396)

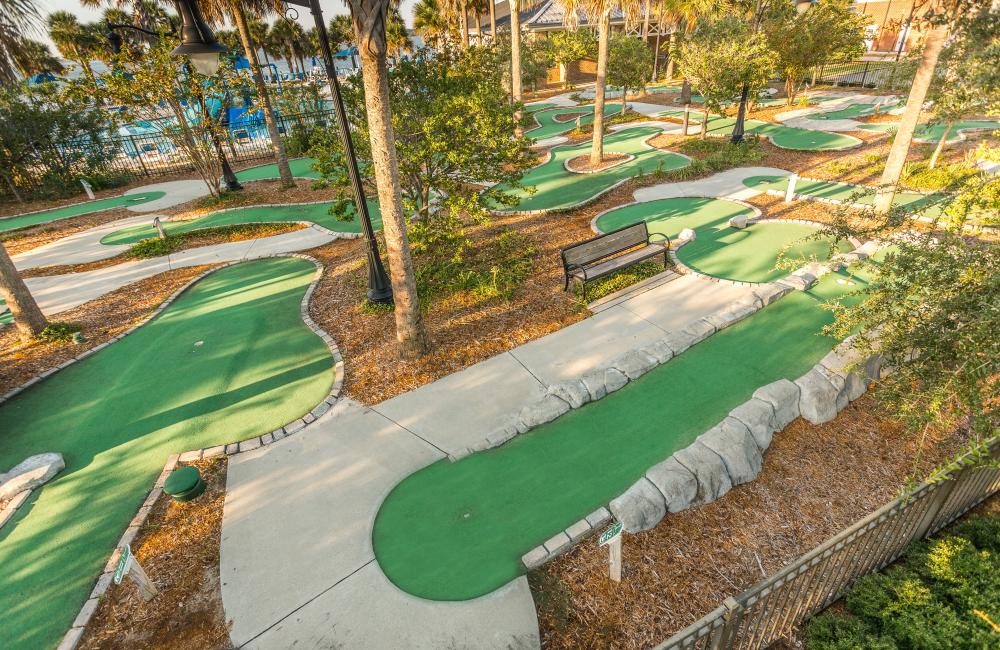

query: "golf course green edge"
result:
(372, 263), (875, 602)
(0, 191), (167, 234)
(0, 255), (342, 650)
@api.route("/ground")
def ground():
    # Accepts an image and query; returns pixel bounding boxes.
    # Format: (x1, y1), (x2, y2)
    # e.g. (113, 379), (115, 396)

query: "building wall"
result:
(853, 0), (923, 55)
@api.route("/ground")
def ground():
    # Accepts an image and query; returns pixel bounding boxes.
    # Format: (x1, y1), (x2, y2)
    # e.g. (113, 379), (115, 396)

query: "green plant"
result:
(900, 161), (981, 192)
(128, 235), (181, 258)
(34, 321), (81, 343)
(573, 260), (665, 304)
(360, 298), (395, 314)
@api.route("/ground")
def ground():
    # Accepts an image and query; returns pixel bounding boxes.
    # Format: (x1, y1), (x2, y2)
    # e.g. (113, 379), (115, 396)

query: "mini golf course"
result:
(594, 197), (850, 283)
(100, 199), (382, 246)
(0, 257), (334, 650)
(373, 265), (873, 601)
(809, 100), (902, 121)
(526, 103), (623, 141)
(492, 126), (691, 213)
(234, 157), (321, 182)
(742, 174), (946, 220)
(657, 108), (862, 150)
(857, 119), (1000, 143)
(0, 192), (167, 234)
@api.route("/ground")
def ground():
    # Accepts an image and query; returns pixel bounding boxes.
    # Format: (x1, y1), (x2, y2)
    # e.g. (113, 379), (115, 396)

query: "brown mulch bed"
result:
(78, 457), (232, 650)
(532, 396), (969, 650)
(0, 265), (214, 395)
(566, 152), (631, 173)
(553, 111), (590, 124)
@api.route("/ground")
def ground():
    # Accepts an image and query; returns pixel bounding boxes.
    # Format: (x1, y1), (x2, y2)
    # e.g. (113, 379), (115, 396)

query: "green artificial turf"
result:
(595, 196), (849, 283)
(373, 266), (873, 601)
(856, 119), (1000, 143)
(234, 157), (321, 182)
(742, 174), (947, 220)
(0, 257), (333, 650)
(526, 103), (623, 141)
(656, 109), (862, 150)
(810, 101), (902, 121)
(0, 299), (10, 324)
(493, 126), (690, 213)
(100, 200), (382, 246)
(0, 192), (166, 234)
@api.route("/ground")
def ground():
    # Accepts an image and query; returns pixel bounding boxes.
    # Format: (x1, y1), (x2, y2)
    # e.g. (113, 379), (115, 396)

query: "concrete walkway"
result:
(220, 270), (753, 649)
(774, 92), (901, 132)
(12, 214), (148, 270)
(124, 179), (212, 212)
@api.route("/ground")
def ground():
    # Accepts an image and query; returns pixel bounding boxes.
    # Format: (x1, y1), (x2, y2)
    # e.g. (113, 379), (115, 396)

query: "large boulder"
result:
(795, 368), (841, 424)
(728, 400), (776, 451)
(609, 478), (666, 532)
(698, 418), (763, 485)
(646, 456), (698, 513)
(673, 442), (733, 505)
(0, 453), (65, 501)
(752, 379), (801, 430)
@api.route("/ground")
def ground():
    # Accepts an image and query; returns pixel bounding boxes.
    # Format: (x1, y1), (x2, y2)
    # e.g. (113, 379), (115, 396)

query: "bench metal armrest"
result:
(647, 232), (671, 247)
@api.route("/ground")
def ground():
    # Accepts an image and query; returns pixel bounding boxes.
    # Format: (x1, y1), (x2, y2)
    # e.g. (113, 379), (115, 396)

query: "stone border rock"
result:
(490, 125), (693, 217)
(16, 254), (346, 650)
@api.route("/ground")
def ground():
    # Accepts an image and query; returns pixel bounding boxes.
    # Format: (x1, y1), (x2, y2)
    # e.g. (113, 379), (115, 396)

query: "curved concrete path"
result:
(12, 214), (149, 271)
(775, 93), (901, 132)
(124, 179), (212, 212)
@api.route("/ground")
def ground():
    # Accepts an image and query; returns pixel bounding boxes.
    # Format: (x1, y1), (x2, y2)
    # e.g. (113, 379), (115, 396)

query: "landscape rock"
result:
(604, 367), (629, 394)
(0, 453), (65, 501)
(782, 273), (816, 291)
(521, 546), (548, 569)
(641, 339), (675, 364)
(817, 366), (850, 411)
(728, 400), (776, 451)
(673, 442), (733, 504)
(795, 368), (841, 424)
(705, 298), (759, 331)
(753, 283), (792, 306)
(678, 228), (696, 241)
(548, 380), (590, 409)
(752, 379), (801, 429)
(517, 394), (570, 431)
(698, 418), (763, 485)
(728, 215), (749, 229)
(614, 350), (658, 380)
(609, 478), (667, 532)
(662, 329), (697, 356)
(680, 319), (716, 346)
(580, 370), (608, 402)
(645, 457), (698, 512)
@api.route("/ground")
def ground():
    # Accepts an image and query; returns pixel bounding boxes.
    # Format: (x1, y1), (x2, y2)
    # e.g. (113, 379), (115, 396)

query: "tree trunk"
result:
(352, 2), (429, 358)
(664, 29), (675, 80)
(928, 120), (953, 169)
(642, 1), (650, 38)
(681, 78), (691, 135)
(234, 7), (295, 189)
(461, 6), (470, 49)
(699, 108), (708, 140)
(590, 11), (611, 165)
(652, 31), (661, 81)
(474, 10), (481, 44)
(511, 1), (523, 137)
(0, 242), (47, 341)
(489, 0), (496, 41)
(874, 23), (948, 214)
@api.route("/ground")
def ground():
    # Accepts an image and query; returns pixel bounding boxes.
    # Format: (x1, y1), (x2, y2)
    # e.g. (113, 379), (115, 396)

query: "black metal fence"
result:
(813, 60), (905, 89)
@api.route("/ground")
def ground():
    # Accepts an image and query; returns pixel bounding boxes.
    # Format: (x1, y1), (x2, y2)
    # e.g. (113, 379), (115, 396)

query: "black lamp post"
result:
(281, 0), (394, 304)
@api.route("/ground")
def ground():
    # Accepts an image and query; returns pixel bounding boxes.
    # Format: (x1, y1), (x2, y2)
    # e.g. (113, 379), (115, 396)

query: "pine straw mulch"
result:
(566, 152), (632, 173)
(78, 457), (233, 650)
(0, 265), (214, 395)
(532, 396), (971, 650)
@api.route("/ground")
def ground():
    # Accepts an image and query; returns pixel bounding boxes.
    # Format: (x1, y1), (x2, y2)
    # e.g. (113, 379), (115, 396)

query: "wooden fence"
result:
(654, 438), (1000, 650)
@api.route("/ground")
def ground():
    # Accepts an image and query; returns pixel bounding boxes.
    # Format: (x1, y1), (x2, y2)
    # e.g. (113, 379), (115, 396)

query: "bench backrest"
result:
(561, 221), (649, 269)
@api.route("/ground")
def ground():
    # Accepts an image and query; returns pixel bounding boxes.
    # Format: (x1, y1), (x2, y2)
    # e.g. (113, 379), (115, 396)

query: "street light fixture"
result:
(170, 0), (227, 76)
(281, 0), (394, 305)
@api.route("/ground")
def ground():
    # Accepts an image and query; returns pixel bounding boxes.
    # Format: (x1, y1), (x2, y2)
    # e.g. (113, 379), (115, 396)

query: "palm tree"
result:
(328, 15), (354, 50)
(346, 0), (429, 358)
(199, 0), (296, 189)
(14, 39), (64, 76)
(386, 5), (411, 59)
(414, 0), (447, 48)
(248, 19), (271, 68)
(270, 17), (308, 75)
(47, 11), (101, 91)
(0, 0), (48, 338)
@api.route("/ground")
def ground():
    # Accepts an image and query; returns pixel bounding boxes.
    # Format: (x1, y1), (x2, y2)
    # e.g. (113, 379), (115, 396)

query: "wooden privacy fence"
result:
(654, 437), (1000, 650)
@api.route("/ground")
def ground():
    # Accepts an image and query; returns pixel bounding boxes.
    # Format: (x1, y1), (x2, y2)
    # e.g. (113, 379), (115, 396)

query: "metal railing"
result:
(813, 60), (904, 89)
(655, 437), (1000, 650)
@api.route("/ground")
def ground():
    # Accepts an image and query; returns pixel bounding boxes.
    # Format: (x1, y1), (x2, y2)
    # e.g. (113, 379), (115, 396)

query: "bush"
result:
(128, 235), (181, 258)
(678, 137), (766, 171)
(901, 161), (981, 192)
(805, 514), (1000, 650)
(35, 322), (81, 343)
(573, 259), (665, 303)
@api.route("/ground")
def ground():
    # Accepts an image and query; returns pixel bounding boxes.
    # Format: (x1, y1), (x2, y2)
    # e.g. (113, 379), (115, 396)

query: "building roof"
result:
(491, 0), (626, 31)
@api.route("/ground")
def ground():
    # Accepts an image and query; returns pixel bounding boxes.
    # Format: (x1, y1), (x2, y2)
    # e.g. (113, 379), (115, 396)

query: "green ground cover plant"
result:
(572, 260), (665, 303)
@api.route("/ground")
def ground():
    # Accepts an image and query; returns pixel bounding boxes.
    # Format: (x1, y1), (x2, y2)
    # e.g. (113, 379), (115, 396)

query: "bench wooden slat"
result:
(559, 221), (670, 302)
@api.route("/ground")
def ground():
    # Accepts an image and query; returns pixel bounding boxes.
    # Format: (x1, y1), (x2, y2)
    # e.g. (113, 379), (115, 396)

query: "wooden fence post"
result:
(711, 597), (744, 650)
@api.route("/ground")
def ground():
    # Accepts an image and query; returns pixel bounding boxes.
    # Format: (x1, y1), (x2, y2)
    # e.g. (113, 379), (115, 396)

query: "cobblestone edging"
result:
(21, 254), (345, 650)
(491, 126), (694, 217)
(517, 243), (885, 570)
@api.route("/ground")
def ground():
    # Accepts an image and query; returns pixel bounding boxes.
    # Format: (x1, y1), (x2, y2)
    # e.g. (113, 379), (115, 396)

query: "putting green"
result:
(527, 103), (623, 141)
(0, 257), (334, 650)
(810, 101), (902, 121)
(492, 126), (691, 213)
(594, 197), (849, 283)
(100, 199), (382, 246)
(657, 109), (862, 150)
(0, 192), (166, 234)
(0, 300), (10, 324)
(858, 119), (1000, 144)
(234, 157), (321, 182)
(373, 266), (873, 601)
(743, 174), (946, 220)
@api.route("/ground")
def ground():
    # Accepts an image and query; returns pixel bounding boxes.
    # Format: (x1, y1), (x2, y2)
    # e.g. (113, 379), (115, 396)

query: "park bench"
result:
(560, 221), (670, 301)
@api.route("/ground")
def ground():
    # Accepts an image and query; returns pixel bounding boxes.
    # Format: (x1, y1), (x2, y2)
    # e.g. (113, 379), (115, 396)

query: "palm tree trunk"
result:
(0, 242), (47, 341)
(664, 28), (676, 80)
(928, 120), (953, 169)
(699, 108), (708, 140)
(489, 0), (496, 41)
(511, 1), (523, 137)
(873, 23), (948, 215)
(354, 15), (429, 358)
(681, 77), (691, 134)
(462, 5), (470, 49)
(590, 10), (611, 165)
(234, 7), (294, 189)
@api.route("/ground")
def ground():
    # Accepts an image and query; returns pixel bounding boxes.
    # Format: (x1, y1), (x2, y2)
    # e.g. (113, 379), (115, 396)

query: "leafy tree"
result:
(0, 0), (42, 84)
(47, 11), (103, 92)
(328, 15), (354, 50)
(678, 18), (775, 137)
(764, 0), (865, 105)
(549, 28), (595, 89)
(607, 34), (652, 113)
(13, 39), (64, 77)
(414, 0), (448, 49)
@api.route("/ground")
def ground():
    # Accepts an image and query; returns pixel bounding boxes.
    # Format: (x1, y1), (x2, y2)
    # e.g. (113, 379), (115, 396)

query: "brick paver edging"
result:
(9, 254), (346, 650)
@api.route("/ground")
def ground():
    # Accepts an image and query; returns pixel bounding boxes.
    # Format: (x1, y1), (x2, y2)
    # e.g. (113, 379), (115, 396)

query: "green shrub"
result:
(901, 161), (981, 192)
(806, 514), (1000, 650)
(360, 298), (394, 314)
(35, 322), (81, 343)
(128, 235), (181, 258)
(573, 259), (665, 303)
